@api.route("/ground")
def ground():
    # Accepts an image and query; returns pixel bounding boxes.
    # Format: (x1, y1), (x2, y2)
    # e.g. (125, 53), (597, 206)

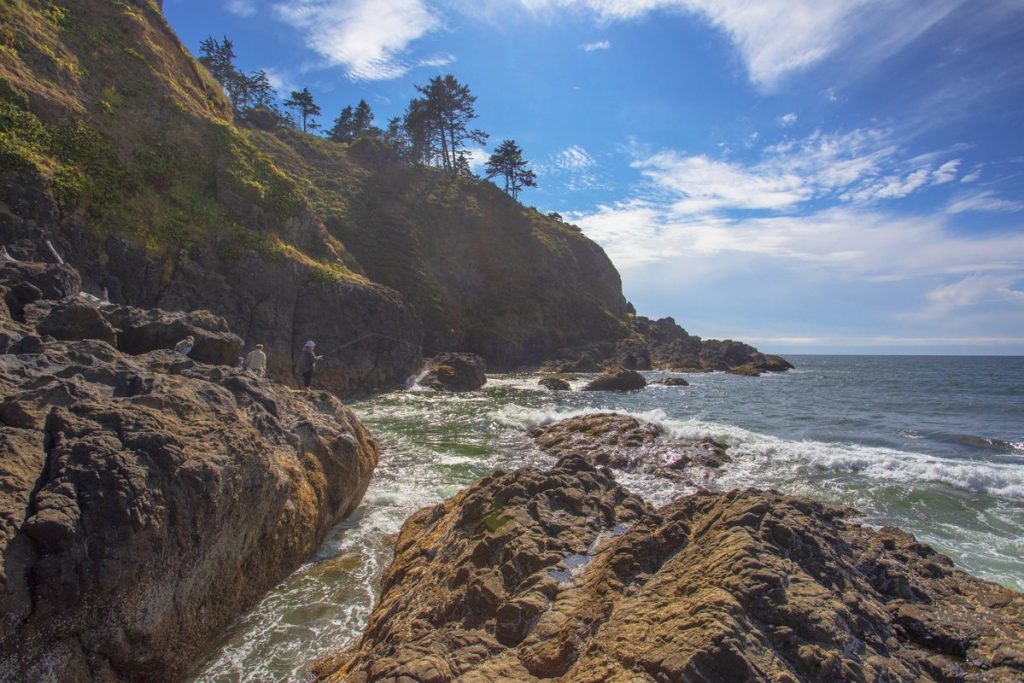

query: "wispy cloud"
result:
(226, 0), (257, 17)
(507, 0), (969, 88)
(544, 145), (607, 191)
(273, 0), (439, 80)
(909, 274), (1024, 319)
(581, 39), (611, 51)
(418, 53), (456, 68)
(947, 190), (1024, 214)
(554, 145), (596, 170)
(630, 128), (970, 215)
(777, 112), (797, 127)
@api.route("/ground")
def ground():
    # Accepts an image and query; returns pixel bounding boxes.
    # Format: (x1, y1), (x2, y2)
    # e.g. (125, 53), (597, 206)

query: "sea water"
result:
(193, 355), (1024, 681)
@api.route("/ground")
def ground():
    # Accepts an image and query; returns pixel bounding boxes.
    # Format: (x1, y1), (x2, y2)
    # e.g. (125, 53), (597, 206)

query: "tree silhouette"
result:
(485, 139), (536, 199)
(283, 88), (321, 133)
(403, 75), (486, 173)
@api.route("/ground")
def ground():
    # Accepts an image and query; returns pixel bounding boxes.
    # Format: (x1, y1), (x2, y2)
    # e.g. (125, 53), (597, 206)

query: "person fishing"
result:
(297, 340), (322, 390)
(174, 335), (194, 356)
(244, 343), (267, 377)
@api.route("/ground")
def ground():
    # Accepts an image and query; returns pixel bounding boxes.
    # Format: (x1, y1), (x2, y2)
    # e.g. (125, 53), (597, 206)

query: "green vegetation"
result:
(485, 139), (537, 200)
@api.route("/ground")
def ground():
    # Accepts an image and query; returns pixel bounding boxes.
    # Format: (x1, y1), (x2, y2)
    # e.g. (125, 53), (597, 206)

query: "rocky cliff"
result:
(316, 418), (1024, 682)
(0, 0), (638, 386)
(0, 261), (380, 680)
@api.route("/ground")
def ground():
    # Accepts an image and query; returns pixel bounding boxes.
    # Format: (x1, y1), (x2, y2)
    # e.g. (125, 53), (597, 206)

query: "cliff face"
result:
(0, 262), (380, 680)
(0, 0), (631, 385)
(316, 442), (1024, 682)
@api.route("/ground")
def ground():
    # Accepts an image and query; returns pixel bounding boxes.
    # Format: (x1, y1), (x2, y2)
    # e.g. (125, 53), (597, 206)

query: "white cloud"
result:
(960, 168), (982, 183)
(273, 0), (439, 80)
(777, 112), (797, 127)
(509, 0), (968, 88)
(627, 128), (966, 215)
(226, 0), (257, 17)
(464, 146), (490, 173)
(911, 274), (1024, 318)
(581, 40), (611, 51)
(418, 53), (456, 68)
(947, 191), (1024, 214)
(554, 145), (596, 170)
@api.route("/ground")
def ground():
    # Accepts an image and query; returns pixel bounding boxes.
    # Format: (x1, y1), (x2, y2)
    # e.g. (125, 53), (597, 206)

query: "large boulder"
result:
(315, 457), (1024, 682)
(582, 367), (646, 391)
(0, 262), (80, 315)
(99, 304), (244, 366)
(33, 300), (118, 345)
(0, 338), (379, 681)
(419, 352), (487, 392)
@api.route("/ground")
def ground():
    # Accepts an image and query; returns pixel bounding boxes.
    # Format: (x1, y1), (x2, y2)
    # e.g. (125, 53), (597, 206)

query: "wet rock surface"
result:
(652, 376), (689, 386)
(316, 455), (1024, 683)
(538, 377), (571, 391)
(0, 264), (380, 681)
(420, 352), (488, 392)
(529, 413), (730, 479)
(582, 368), (646, 392)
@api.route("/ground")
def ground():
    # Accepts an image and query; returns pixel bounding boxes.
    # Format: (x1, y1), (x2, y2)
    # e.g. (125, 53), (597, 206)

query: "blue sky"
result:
(163, 0), (1024, 354)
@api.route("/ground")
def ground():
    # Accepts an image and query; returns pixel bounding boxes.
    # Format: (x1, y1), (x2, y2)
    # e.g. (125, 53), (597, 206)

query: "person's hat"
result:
(186, 335), (195, 341)
(256, 343), (264, 349)
(304, 340), (316, 347)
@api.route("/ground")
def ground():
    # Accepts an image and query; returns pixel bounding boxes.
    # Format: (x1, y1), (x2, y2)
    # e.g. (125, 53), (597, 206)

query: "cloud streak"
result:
(273, 0), (439, 80)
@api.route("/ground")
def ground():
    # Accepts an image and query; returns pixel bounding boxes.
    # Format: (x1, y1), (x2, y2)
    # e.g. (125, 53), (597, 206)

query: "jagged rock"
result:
(652, 376), (689, 386)
(32, 300), (118, 345)
(727, 364), (761, 376)
(701, 338), (794, 373)
(582, 367), (646, 392)
(529, 413), (729, 475)
(0, 262), (80, 315)
(315, 458), (1024, 682)
(99, 304), (244, 366)
(538, 377), (571, 391)
(0, 336), (378, 679)
(420, 352), (487, 392)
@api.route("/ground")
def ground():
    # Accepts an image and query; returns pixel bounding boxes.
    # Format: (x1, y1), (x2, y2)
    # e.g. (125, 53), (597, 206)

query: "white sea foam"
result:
(494, 405), (1024, 501)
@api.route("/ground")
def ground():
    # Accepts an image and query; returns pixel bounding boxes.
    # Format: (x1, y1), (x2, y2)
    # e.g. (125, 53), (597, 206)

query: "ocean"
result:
(193, 355), (1024, 681)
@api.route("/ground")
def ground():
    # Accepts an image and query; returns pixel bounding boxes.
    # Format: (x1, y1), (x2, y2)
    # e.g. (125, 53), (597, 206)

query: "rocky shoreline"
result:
(315, 414), (1024, 683)
(0, 262), (379, 680)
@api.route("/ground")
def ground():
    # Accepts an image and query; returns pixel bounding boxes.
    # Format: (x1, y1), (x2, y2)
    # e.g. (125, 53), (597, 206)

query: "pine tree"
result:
(485, 139), (537, 200)
(352, 99), (374, 135)
(283, 88), (321, 133)
(406, 75), (487, 173)
(328, 105), (354, 142)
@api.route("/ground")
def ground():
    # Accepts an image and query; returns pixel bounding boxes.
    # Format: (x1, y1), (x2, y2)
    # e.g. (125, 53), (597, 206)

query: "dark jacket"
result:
(297, 347), (317, 373)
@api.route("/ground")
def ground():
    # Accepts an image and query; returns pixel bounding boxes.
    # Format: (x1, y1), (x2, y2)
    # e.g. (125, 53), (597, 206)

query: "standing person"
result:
(244, 343), (268, 377)
(174, 335), (194, 356)
(297, 340), (322, 390)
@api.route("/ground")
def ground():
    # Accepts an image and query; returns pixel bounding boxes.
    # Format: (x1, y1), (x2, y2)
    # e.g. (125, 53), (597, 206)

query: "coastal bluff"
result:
(315, 416), (1024, 682)
(0, 262), (379, 680)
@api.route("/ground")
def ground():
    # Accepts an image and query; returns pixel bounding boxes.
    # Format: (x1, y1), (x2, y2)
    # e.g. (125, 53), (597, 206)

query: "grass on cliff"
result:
(0, 0), (361, 285)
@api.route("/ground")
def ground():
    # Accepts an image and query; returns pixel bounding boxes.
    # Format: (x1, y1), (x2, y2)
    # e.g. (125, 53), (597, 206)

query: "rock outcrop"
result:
(545, 316), (794, 375)
(315, 456), (1024, 682)
(538, 377), (571, 391)
(419, 352), (487, 392)
(582, 367), (646, 392)
(652, 376), (689, 386)
(0, 265), (379, 681)
(529, 413), (730, 477)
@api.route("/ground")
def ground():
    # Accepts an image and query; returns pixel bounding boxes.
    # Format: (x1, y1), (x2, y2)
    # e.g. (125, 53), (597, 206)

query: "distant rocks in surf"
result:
(652, 376), (689, 386)
(538, 376), (571, 391)
(726, 364), (762, 376)
(582, 367), (646, 392)
(529, 413), (729, 479)
(419, 352), (487, 391)
(543, 316), (793, 376)
(316, 451), (1024, 683)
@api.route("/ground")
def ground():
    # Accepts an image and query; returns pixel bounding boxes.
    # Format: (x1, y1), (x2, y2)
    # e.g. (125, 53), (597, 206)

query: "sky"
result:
(163, 0), (1024, 354)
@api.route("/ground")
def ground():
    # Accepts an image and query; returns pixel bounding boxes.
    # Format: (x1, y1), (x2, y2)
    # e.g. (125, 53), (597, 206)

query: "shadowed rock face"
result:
(582, 367), (646, 392)
(420, 352), (487, 392)
(315, 457), (1024, 682)
(0, 268), (380, 681)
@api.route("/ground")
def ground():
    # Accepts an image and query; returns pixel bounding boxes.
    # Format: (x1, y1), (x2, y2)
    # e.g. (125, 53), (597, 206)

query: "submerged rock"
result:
(582, 367), (646, 392)
(0, 266), (379, 681)
(652, 376), (689, 386)
(727, 363), (762, 376)
(315, 457), (1024, 682)
(420, 352), (487, 392)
